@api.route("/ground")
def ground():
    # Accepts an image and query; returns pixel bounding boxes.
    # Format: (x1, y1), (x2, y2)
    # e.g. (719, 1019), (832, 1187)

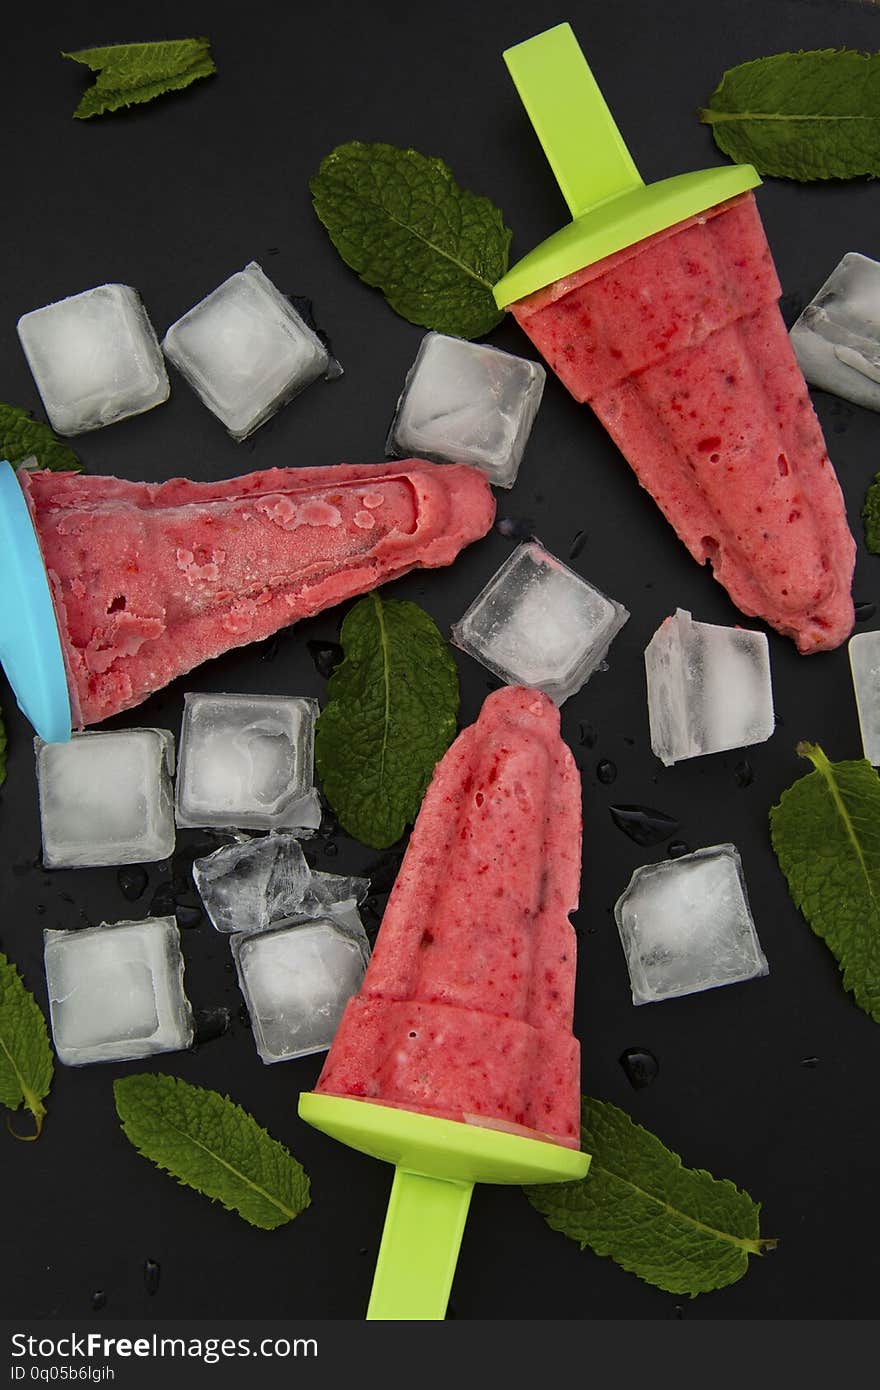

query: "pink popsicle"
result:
(511, 193), (855, 654)
(20, 460), (495, 726)
(316, 685), (583, 1149)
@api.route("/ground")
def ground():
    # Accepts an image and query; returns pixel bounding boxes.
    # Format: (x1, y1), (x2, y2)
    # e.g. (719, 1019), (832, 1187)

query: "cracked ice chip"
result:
(451, 541), (628, 704)
(36, 728), (176, 868)
(790, 252), (880, 411)
(17, 283), (169, 436)
(44, 917), (193, 1065)
(386, 332), (545, 488)
(644, 608), (774, 766)
(175, 692), (318, 831)
(614, 844), (768, 1006)
(162, 261), (331, 439)
(232, 915), (371, 1063)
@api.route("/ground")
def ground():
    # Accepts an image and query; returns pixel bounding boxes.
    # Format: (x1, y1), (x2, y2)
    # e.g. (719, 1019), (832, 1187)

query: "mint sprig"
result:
(0, 404), (81, 473)
(0, 951), (54, 1140)
(526, 1098), (774, 1296)
(63, 38), (216, 119)
(770, 742), (880, 1022)
(315, 592), (459, 849)
(862, 474), (880, 554)
(310, 141), (510, 339)
(114, 1074), (310, 1230)
(700, 50), (880, 180)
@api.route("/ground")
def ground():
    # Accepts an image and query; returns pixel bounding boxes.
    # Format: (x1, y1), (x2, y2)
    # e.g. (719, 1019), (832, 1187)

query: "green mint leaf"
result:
(770, 742), (880, 1022)
(63, 38), (216, 119)
(310, 141), (510, 339)
(0, 951), (54, 1140)
(862, 474), (880, 554)
(0, 403), (81, 472)
(315, 591), (459, 850)
(526, 1097), (774, 1296)
(699, 50), (880, 180)
(114, 1074), (310, 1230)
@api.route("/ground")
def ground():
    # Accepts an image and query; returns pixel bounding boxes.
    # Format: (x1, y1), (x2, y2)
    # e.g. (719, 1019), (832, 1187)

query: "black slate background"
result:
(1, 0), (879, 1321)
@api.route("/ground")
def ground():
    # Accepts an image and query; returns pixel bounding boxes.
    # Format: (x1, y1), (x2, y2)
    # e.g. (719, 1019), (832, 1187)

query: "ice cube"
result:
(644, 609), (774, 767)
(162, 261), (331, 439)
(175, 692), (318, 831)
(614, 844), (768, 1005)
(386, 332), (546, 488)
(790, 252), (880, 411)
(451, 540), (629, 704)
(849, 632), (880, 764)
(300, 870), (370, 915)
(192, 833), (312, 934)
(36, 728), (175, 869)
(43, 917), (193, 1065)
(17, 284), (169, 436)
(232, 916), (370, 1063)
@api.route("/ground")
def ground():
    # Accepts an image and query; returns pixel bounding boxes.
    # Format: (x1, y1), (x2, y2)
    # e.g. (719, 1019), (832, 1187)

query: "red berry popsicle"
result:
(494, 25), (855, 654)
(17, 459), (495, 728)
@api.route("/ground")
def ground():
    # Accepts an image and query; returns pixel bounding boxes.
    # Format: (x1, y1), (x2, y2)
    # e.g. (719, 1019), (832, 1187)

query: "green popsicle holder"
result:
(299, 1092), (589, 1320)
(493, 21), (761, 308)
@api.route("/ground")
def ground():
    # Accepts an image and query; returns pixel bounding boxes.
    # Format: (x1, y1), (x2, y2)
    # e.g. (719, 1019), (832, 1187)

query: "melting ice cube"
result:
(162, 262), (331, 439)
(614, 844), (768, 1005)
(43, 917), (193, 1065)
(790, 252), (880, 410)
(232, 916), (371, 1063)
(849, 632), (880, 764)
(451, 541), (629, 704)
(386, 332), (546, 488)
(175, 692), (318, 831)
(644, 609), (774, 766)
(193, 834), (312, 934)
(36, 728), (175, 869)
(17, 284), (169, 436)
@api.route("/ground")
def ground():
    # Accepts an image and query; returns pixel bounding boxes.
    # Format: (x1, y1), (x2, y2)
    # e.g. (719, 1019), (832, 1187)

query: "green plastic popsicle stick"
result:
(298, 1091), (590, 1321)
(493, 22), (761, 307)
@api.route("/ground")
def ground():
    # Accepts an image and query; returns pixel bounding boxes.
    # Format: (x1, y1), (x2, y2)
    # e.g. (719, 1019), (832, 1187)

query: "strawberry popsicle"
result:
(315, 684), (583, 1149)
(494, 23), (855, 654)
(19, 460), (495, 727)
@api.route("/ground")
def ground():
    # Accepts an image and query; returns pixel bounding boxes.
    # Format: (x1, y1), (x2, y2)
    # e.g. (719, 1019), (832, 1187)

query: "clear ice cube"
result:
(614, 844), (768, 1005)
(644, 608), (774, 767)
(451, 541), (629, 704)
(17, 284), (169, 436)
(386, 332), (546, 488)
(300, 869), (370, 916)
(175, 692), (318, 831)
(232, 916), (371, 1063)
(790, 252), (880, 411)
(193, 833), (313, 934)
(36, 728), (175, 869)
(162, 261), (331, 439)
(44, 917), (193, 1065)
(849, 632), (880, 764)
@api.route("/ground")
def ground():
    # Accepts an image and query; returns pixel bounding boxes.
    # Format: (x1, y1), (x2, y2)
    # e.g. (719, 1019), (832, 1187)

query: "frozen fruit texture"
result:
(512, 194), (855, 653)
(316, 686), (583, 1149)
(19, 460), (495, 726)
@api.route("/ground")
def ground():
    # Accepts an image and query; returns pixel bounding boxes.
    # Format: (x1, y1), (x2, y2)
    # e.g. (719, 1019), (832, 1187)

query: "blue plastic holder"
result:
(0, 461), (71, 743)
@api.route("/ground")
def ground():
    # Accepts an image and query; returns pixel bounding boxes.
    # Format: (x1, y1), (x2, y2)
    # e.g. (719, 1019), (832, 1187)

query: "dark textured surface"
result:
(1, 0), (879, 1321)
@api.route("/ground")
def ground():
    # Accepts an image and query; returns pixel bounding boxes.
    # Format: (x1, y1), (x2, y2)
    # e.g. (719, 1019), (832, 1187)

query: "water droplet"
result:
(91, 1290), (107, 1311)
(150, 884), (176, 918)
(324, 841), (339, 858)
(193, 1006), (231, 1046)
(673, 1304), (685, 1320)
(59, 891), (75, 905)
(855, 601), (876, 623)
(496, 516), (535, 542)
(667, 840), (689, 858)
(609, 804), (679, 847)
(117, 866), (149, 902)
(619, 1046), (660, 1089)
(578, 722), (597, 748)
(35, 903), (46, 915)
(596, 759), (617, 785)
(307, 639), (344, 679)
(568, 529), (588, 559)
(175, 904), (203, 929)
(260, 635), (280, 662)
(143, 1259), (160, 1296)
(801, 1056), (819, 1068)
(733, 760), (754, 788)
(237, 1005), (252, 1029)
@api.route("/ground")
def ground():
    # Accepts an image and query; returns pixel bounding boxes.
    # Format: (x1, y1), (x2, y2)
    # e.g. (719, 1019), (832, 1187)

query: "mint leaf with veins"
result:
(770, 742), (880, 1022)
(700, 50), (880, 180)
(310, 142), (510, 339)
(315, 591), (459, 849)
(0, 404), (81, 472)
(0, 951), (54, 1140)
(63, 38), (216, 119)
(862, 473), (880, 554)
(526, 1097), (775, 1296)
(114, 1074), (310, 1229)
